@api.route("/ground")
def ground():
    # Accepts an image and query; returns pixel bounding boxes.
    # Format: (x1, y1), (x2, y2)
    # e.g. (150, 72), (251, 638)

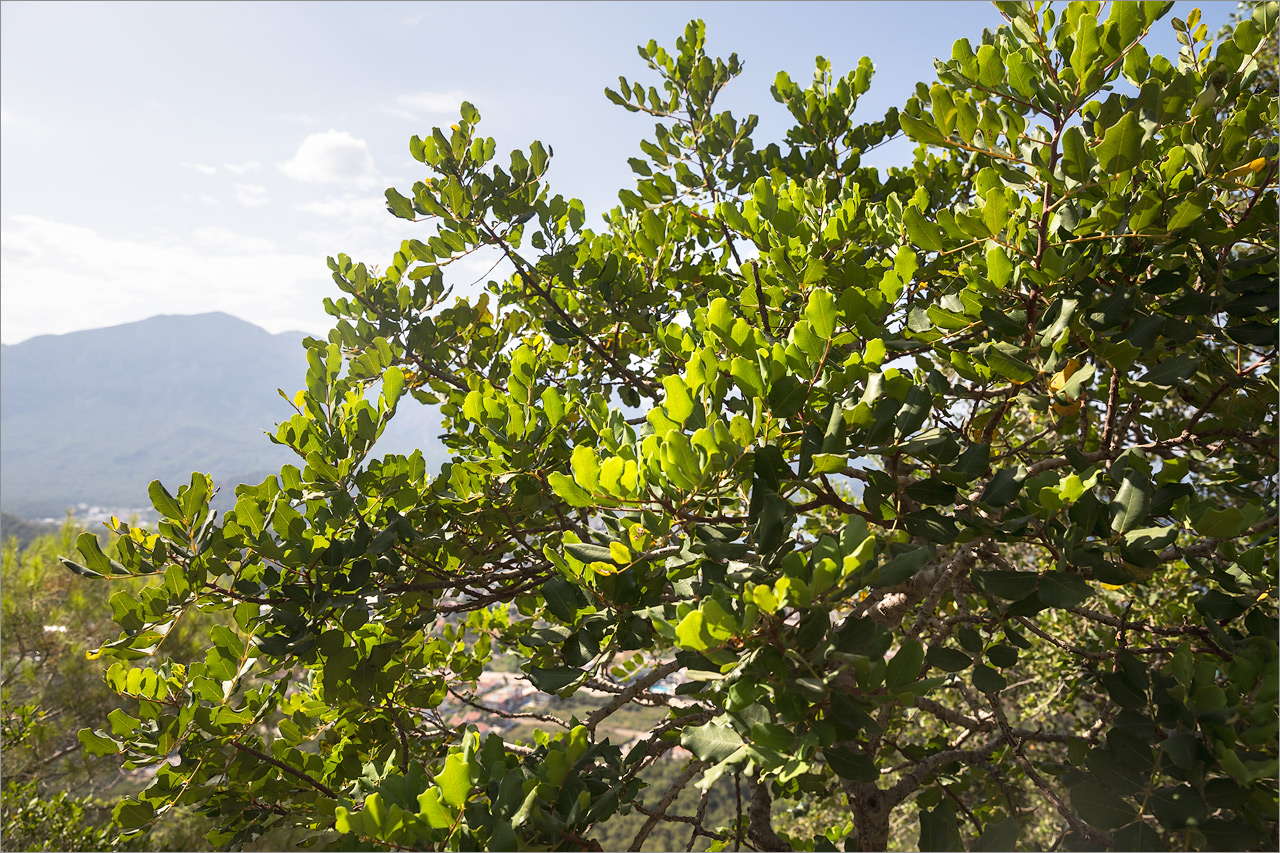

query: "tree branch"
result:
(231, 739), (339, 800)
(747, 774), (792, 852)
(629, 759), (707, 852)
(586, 659), (682, 732)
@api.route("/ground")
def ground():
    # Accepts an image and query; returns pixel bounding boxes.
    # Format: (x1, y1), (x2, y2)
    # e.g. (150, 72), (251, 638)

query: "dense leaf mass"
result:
(66, 3), (1277, 851)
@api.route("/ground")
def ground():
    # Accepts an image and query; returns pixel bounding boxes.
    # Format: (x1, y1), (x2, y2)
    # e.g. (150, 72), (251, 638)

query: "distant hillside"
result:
(0, 512), (63, 550)
(0, 313), (444, 520)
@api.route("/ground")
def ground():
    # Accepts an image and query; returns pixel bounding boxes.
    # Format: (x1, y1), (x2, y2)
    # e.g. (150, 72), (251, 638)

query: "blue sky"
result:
(0, 1), (1237, 343)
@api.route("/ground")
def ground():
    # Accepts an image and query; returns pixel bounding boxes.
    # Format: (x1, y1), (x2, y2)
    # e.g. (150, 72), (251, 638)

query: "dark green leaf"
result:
(1139, 353), (1199, 387)
(824, 746), (878, 782)
(927, 646), (973, 672)
(972, 817), (1021, 852)
(985, 644), (1018, 668)
(1110, 469), (1151, 534)
(526, 665), (582, 692)
(564, 541), (615, 564)
(904, 510), (959, 544)
(980, 468), (1024, 507)
(971, 570), (1039, 600)
(918, 799), (963, 851)
(1149, 784), (1207, 829)
(874, 547), (932, 587)
(885, 639), (924, 689)
(1070, 780), (1138, 830)
(972, 664), (1006, 694)
(541, 577), (586, 623)
(1036, 571), (1092, 609)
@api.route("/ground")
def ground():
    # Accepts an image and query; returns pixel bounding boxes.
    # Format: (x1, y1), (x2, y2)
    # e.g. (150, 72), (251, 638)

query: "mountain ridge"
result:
(1, 312), (442, 519)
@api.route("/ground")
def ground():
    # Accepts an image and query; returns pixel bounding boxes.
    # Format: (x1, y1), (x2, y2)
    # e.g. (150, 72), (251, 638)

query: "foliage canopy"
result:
(67, 3), (1277, 850)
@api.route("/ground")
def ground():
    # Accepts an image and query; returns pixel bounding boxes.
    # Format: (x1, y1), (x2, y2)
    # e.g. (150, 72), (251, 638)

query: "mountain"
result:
(0, 313), (444, 520)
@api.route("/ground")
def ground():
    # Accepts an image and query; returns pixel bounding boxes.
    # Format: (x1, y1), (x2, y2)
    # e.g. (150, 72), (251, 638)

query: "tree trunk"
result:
(846, 780), (892, 852)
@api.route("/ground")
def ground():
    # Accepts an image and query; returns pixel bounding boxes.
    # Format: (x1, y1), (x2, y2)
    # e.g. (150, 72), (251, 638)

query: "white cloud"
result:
(385, 91), (470, 120)
(190, 226), (275, 254)
(279, 130), (377, 186)
(182, 162), (218, 176)
(234, 183), (270, 207)
(296, 193), (386, 221)
(0, 216), (333, 343)
(224, 161), (262, 175)
(0, 109), (44, 134)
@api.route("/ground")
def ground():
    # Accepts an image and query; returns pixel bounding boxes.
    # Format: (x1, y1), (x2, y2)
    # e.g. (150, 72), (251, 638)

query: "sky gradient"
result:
(0, 1), (1237, 343)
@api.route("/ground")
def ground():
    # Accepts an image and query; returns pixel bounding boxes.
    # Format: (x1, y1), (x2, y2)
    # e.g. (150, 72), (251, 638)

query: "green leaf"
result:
(385, 188), (416, 220)
(1060, 126), (1093, 181)
(414, 783), (455, 824)
(675, 611), (712, 651)
(873, 546), (931, 587)
(885, 639), (924, 689)
(1168, 190), (1210, 231)
(1122, 525), (1177, 551)
(805, 288), (838, 339)
(76, 532), (123, 576)
(708, 297), (734, 334)
(61, 559), (104, 580)
(112, 798), (156, 830)
(680, 722), (744, 764)
(662, 375), (695, 424)
(898, 111), (949, 146)
(78, 728), (121, 756)
(542, 387), (565, 424)
(1097, 112), (1143, 173)
(565, 541), (614, 564)
(510, 785), (539, 829)
(1110, 469), (1151, 534)
(526, 665), (582, 692)
(1192, 506), (1245, 539)
(972, 817), (1022, 852)
(979, 468), (1024, 507)
(985, 644), (1018, 668)
(904, 510), (959, 544)
(1036, 571), (1092, 609)
(905, 478), (959, 506)
(824, 746), (878, 782)
(972, 663), (1006, 694)
(810, 453), (847, 475)
(541, 576), (585, 622)
(903, 207), (946, 253)
(148, 480), (183, 520)
(1070, 780), (1138, 829)
(918, 799), (964, 852)
(438, 754), (472, 809)
(382, 367), (405, 406)
(1139, 352), (1199, 386)
(107, 708), (140, 737)
(983, 347), (1035, 384)
(730, 356), (766, 399)
(548, 473), (594, 508)
(571, 445), (601, 491)
(927, 646), (974, 672)
(986, 243), (1012, 290)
